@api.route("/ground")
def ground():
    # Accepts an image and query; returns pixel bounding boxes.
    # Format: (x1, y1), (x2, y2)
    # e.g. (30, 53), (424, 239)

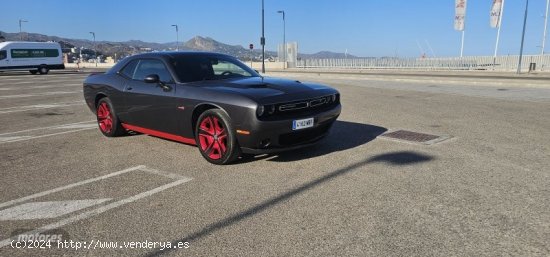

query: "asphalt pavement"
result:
(0, 70), (548, 256)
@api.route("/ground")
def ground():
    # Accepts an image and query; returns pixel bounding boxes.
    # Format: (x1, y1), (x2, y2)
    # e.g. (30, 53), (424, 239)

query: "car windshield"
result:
(172, 55), (260, 83)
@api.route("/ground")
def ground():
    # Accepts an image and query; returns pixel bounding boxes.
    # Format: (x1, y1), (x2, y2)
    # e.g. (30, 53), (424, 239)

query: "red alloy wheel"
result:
(198, 116), (227, 160)
(97, 102), (114, 133)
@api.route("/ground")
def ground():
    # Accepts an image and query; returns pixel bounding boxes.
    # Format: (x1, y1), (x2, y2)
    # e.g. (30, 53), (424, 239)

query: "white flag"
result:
(454, 0), (467, 31)
(490, 0), (503, 28)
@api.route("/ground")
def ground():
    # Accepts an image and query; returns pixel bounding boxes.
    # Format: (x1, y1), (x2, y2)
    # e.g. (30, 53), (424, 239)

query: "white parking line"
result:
(0, 165), (193, 248)
(0, 120), (95, 136)
(0, 166), (144, 209)
(0, 101), (84, 114)
(0, 91), (81, 99)
(0, 127), (96, 144)
(0, 120), (97, 144)
(0, 84), (81, 91)
(0, 199), (113, 220)
(0, 80), (83, 85)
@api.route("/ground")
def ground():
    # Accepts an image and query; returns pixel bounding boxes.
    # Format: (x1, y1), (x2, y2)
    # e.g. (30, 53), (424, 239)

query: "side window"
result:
(132, 59), (173, 83)
(212, 59), (252, 76)
(0, 50), (6, 60)
(119, 59), (139, 78)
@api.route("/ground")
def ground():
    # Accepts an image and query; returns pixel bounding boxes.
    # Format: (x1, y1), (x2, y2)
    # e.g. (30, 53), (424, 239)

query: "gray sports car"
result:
(83, 52), (341, 164)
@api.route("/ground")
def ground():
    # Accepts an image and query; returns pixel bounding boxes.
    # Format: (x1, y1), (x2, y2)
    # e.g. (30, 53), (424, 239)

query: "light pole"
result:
(19, 19), (28, 41)
(542, 0), (549, 55)
(171, 24), (179, 51)
(261, 0), (265, 73)
(277, 10), (286, 69)
(517, 0), (529, 74)
(89, 32), (97, 67)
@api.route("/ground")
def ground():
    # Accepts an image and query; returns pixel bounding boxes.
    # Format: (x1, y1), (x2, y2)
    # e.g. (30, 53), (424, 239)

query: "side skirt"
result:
(121, 123), (196, 146)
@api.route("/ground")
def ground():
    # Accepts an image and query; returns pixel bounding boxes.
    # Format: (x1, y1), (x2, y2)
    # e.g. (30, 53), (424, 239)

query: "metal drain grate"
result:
(381, 130), (449, 145)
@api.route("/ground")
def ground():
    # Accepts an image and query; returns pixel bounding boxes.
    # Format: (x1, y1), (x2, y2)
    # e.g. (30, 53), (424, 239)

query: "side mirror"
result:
(144, 74), (160, 84)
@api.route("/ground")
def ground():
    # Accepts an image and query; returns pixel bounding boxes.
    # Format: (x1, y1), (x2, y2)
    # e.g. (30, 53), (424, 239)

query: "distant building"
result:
(278, 42), (298, 66)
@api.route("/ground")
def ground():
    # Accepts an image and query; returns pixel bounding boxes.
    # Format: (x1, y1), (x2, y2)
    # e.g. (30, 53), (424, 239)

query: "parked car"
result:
(83, 52), (341, 164)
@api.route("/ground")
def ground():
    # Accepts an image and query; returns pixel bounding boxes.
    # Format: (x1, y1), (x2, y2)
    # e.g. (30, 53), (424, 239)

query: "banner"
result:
(454, 0), (467, 31)
(490, 0), (503, 28)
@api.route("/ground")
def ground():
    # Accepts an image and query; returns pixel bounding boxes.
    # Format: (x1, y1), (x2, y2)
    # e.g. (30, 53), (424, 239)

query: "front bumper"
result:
(237, 104), (341, 154)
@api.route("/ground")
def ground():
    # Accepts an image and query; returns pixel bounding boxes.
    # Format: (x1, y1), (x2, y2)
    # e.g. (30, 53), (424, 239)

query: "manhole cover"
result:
(381, 130), (450, 145)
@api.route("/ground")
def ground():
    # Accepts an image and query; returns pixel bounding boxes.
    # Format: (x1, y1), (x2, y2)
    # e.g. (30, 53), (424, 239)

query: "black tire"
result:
(38, 66), (49, 75)
(96, 97), (125, 137)
(29, 70), (38, 75)
(195, 109), (241, 165)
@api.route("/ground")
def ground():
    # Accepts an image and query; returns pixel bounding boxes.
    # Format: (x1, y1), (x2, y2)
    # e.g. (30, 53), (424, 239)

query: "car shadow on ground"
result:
(145, 151), (434, 257)
(235, 120), (388, 163)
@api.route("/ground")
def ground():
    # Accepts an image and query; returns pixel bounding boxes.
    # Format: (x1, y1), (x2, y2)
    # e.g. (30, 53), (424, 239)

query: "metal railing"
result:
(296, 55), (550, 72)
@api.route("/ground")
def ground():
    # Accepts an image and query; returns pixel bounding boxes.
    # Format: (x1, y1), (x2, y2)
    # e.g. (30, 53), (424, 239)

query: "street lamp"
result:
(517, 0), (529, 74)
(19, 19), (28, 41)
(171, 24), (179, 51)
(261, 0), (265, 73)
(277, 10), (286, 69)
(89, 32), (97, 67)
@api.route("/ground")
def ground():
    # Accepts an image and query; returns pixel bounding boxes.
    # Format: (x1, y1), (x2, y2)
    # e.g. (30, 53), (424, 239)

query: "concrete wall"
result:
(65, 62), (288, 71)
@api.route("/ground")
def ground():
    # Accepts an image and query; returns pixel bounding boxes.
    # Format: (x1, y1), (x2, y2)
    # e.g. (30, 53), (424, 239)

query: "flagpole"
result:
(542, 0), (549, 55)
(494, 0), (505, 58)
(460, 30), (465, 57)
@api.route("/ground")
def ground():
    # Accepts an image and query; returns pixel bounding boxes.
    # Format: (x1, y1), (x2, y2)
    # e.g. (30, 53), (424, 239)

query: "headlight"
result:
(256, 104), (275, 117)
(332, 94), (337, 102)
(256, 105), (265, 117)
(267, 105), (275, 115)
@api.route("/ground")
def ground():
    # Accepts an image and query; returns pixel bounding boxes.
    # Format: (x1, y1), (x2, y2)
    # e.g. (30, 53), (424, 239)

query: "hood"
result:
(197, 77), (336, 103)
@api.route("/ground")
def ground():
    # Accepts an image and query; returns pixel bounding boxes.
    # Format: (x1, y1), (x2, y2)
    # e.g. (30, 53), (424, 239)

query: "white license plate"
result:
(292, 118), (314, 130)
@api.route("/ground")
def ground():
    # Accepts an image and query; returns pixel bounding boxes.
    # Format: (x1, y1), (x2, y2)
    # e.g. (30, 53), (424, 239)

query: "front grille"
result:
(277, 96), (334, 112)
(279, 123), (332, 146)
(261, 94), (339, 121)
(279, 102), (309, 111)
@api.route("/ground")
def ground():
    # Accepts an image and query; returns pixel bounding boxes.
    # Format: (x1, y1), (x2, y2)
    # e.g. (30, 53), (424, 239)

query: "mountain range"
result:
(0, 31), (357, 60)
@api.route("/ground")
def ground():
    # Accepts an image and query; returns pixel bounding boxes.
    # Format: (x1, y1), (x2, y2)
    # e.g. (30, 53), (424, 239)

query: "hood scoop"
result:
(246, 84), (269, 88)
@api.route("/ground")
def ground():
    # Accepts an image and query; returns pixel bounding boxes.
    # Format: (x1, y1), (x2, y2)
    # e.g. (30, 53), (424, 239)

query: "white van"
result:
(0, 41), (65, 75)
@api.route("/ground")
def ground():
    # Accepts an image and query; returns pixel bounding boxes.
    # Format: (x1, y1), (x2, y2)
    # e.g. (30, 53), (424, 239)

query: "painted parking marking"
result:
(0, 120), (97, 144)
(0, 78), (82, 83)
(0, 199), (112, 221)
(0, 91), (81, 99)
(0, 84), (81, 91)
(0, 165), (142, 209)
(0, 101), (84, 114)
(0, 165), (193, 248)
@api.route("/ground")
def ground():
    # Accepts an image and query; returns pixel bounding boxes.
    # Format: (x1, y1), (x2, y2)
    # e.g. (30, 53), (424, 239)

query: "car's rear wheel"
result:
(96, 97), (125, 137)
(195, 109), (240, 165)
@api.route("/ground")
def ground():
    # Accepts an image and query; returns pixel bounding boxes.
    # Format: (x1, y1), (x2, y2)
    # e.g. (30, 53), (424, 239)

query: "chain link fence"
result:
(297, 55), (550, 72)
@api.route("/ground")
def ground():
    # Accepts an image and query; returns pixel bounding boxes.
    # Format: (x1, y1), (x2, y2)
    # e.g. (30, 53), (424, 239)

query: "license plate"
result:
(292, 118), (314, 130)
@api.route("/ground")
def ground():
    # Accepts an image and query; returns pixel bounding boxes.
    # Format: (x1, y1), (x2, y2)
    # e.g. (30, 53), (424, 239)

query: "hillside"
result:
(0, 31), (355, 60)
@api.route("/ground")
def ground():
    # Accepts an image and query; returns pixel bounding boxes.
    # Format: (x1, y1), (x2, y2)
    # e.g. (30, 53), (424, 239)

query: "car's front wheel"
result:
(195, 109), (240, 165)
(96, 97), (125, 137)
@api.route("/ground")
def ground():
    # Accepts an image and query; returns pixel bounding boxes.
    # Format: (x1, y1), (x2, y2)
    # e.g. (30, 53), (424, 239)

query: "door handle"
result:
(127, 87), (133, 90)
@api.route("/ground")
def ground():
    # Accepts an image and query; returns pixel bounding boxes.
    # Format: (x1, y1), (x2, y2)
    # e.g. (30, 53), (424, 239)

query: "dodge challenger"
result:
(83, 52), (341, 164)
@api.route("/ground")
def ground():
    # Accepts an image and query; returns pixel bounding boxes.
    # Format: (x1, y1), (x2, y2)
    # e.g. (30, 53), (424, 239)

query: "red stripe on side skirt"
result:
(121, 123), (196, 146)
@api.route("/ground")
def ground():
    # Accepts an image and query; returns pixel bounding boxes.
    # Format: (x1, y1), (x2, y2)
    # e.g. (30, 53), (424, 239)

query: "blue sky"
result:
(1, 0), (548, 57)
